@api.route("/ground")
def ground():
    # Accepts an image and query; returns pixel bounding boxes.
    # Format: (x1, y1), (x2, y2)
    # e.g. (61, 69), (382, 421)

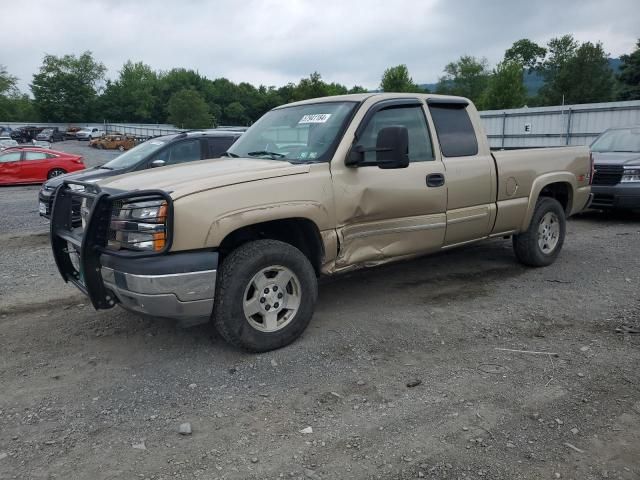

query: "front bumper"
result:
(590, 183), (640, 209)
(100, 252), (218, 320)
(50, 181), (218, 322)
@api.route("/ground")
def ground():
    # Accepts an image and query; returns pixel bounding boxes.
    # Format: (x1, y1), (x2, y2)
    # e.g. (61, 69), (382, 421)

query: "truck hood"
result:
(98, 157), (311, 199)
(591, 151), (640, 166)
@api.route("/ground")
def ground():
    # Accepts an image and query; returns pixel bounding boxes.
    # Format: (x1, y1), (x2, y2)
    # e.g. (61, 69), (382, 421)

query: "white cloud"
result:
(1, 0), (638, 93)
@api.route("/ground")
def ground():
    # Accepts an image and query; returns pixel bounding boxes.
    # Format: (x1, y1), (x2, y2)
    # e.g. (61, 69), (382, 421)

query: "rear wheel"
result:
(513, 197), (566, 267)
(213, 239), (318, 352)
(47, 168), (66, 179)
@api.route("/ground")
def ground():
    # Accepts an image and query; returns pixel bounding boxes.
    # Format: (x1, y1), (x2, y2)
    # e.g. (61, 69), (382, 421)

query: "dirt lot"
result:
(1, 179), (639, 479)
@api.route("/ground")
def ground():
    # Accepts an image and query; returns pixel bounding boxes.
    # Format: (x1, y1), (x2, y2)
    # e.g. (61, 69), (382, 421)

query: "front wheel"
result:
(513, 197), (566, 267)
(213, 239), (318, 352)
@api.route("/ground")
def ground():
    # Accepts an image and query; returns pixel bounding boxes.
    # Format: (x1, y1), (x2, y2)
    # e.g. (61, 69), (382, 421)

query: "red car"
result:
(0, 147), (85, 185)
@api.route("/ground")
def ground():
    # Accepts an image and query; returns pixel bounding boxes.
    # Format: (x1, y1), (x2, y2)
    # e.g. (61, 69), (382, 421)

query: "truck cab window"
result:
(357, 105), (434, 163)
(429, 104), (478, 157)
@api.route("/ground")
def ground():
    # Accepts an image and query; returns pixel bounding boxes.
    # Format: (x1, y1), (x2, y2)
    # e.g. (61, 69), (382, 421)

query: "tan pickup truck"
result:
(50, 93), (592, 351)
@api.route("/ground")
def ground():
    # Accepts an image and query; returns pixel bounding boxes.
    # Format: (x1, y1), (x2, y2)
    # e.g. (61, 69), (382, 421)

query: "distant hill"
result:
(420, 58), (622, 96)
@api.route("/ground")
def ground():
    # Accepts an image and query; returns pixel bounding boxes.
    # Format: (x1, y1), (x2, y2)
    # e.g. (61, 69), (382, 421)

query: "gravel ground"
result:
(0, 203), (639, 479)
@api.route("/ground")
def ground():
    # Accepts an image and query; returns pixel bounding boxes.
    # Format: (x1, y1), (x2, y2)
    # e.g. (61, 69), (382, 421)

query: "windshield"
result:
(227, 101), (357, 163)
(102, 138), (167, 169)
(591, 128), (640, 153)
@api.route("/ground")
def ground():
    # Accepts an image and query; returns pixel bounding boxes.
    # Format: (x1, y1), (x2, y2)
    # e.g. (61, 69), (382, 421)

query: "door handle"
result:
(426, 173), (445, 187)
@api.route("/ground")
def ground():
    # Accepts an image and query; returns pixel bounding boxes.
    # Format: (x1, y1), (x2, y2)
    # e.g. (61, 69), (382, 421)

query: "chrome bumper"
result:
(101, 267), (216, 320)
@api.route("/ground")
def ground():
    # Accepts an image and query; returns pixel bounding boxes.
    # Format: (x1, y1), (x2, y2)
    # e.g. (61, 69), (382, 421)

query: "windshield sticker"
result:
(298, 113), (332, 124)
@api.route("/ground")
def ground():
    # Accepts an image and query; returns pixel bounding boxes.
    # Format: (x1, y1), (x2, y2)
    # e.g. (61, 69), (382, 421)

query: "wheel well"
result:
(539, 182), (572, 214)
(218, 218), (324, 275)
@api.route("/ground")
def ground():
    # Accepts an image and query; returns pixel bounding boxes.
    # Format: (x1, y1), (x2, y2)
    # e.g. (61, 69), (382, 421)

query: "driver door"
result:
(330, 99), (447, 268)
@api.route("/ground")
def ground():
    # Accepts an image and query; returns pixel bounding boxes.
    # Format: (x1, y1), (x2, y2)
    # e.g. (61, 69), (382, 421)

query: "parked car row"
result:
(2, 125), (114, 143)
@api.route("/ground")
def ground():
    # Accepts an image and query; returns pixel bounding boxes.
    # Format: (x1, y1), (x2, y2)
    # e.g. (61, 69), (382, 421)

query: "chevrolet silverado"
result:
(49, 93), (593, 351)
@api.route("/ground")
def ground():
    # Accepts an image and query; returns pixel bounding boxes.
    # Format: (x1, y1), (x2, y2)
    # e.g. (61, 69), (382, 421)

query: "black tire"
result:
(213, 239), (318, 352)
(47, 168), (66, 179)
(513, 197), (566, 267)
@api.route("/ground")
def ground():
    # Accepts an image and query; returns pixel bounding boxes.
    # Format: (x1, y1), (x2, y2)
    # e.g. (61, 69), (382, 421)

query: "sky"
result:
(1, 0), (638, 93)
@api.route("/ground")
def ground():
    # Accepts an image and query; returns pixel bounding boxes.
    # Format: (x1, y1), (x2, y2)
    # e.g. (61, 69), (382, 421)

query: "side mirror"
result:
(345, 126), (410, 169)
(375, 126), (409, 169)
(150, 159), (166, 168)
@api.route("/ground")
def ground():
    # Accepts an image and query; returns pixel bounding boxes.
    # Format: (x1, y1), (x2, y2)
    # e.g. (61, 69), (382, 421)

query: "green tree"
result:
(482, 60), (527, 109)
(31, 51), (106, 122)
(166, 88), (212, 128)
(224, 101), (248, 125)
(98, 61), (158, 122)
(538, 37), (614, 104)
(617, 39), (640, 100)
(504, 39), (547, 71)
(154, 68), (209, 121)
(348, 85), (369, 94)
(0, 65), (18, 97)
(436, 56), (490, 107)
(380, 64), (422, 93)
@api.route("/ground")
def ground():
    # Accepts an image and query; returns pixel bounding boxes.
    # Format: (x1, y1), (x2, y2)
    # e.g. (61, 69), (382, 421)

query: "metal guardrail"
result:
(104, 124), (183, 139)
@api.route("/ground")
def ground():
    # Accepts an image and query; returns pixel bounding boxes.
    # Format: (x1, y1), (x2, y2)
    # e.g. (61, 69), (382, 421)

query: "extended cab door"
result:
(330, 98), (447, 269)
(426, 99), (496, 246)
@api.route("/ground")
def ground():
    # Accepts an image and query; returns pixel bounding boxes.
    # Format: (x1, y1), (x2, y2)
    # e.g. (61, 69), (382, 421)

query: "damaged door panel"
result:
(331, 99), (447, 268)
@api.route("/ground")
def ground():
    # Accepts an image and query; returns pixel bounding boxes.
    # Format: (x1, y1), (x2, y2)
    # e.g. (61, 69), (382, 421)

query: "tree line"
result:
(1, 35), (639, 128)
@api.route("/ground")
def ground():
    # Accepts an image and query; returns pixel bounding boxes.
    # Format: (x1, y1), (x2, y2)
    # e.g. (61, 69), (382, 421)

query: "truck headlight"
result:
(109, 199), (168, 252)
(621, 166), (640, 183)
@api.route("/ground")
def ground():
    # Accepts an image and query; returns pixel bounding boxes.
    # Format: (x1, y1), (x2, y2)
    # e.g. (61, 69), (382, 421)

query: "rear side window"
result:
(25, 152), (48, 160)
(429, 104), (478, 157)
(207, 136), (237, 158)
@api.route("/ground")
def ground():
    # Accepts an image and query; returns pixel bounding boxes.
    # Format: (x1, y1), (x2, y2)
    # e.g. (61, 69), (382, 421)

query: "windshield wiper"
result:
(221, 151), (239, 158)
(247, 150), (285, 159)
(98, 165), (113, 170)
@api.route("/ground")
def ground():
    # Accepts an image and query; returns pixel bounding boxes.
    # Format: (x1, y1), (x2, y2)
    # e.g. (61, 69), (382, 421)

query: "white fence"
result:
(480, 100), (640, 149)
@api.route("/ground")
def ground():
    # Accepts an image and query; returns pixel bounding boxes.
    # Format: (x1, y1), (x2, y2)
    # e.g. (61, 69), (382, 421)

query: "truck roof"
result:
(280, 92), (471, 108)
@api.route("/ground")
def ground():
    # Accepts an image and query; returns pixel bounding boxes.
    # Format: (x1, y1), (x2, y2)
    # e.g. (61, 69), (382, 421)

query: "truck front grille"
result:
(593, 164), (623, 186)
